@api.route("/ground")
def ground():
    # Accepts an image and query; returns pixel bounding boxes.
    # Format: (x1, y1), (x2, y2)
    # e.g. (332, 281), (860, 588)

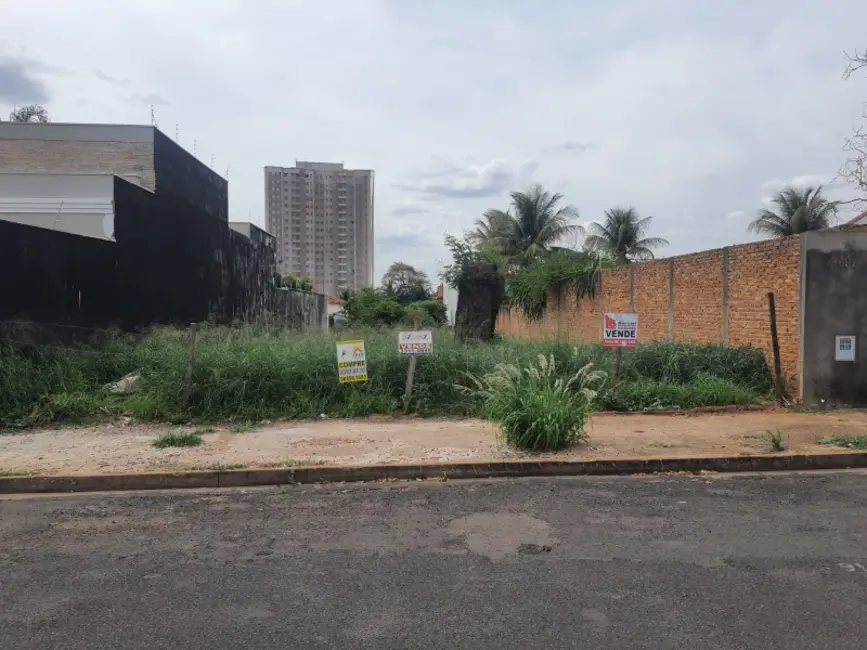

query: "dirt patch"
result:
(1, 409), (867, 476)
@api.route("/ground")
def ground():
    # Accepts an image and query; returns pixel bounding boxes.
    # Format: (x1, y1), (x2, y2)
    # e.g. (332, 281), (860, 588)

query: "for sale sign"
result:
(603, 313), (639, 348)
(398, 330), (433, 355)
(336, 339), (368, 383)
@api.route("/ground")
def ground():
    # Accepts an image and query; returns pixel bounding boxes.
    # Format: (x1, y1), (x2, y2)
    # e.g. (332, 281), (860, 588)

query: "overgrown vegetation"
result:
(817, 435), (867, 450)
(460, 353), (605, 451)
(0, 328), (772, 430)
(341, 262), (446, 327)
(507, 250), (607, 320)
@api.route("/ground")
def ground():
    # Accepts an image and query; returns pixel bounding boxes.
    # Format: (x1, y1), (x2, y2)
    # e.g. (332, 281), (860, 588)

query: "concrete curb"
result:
(2, 452), (867, 495)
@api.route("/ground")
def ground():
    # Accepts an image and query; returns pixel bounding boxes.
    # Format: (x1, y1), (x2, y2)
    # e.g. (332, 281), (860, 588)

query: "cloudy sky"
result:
(3, 0), (866, 284)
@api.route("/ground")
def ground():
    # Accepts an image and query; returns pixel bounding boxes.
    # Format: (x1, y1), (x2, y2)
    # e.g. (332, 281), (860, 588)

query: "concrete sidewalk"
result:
(2, 408), (866, 477)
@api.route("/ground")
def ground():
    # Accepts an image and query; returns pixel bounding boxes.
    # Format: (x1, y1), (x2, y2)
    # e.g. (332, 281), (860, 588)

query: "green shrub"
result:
(461, 352), (606, 451)
(624, 341), (772, 392)
(601, 375), (757, 411)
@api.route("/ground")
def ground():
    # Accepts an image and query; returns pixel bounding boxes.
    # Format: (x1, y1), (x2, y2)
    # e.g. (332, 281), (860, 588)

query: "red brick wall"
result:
(727, 237), (801, 383)
(673, 249), (725, 343)
(634, 260), (669, 340)
(497, 235), (803, 392)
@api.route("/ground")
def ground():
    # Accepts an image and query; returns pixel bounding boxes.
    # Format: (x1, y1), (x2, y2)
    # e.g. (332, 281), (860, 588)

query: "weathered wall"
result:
(113, 178), (325, 329)
(498, 237), (803, 386)
(801, 231), (867, 406)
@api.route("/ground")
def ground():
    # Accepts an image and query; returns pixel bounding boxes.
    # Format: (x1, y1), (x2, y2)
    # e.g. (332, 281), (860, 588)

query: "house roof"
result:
(328, 295), (344, 305)
(844, 211), (867, 226)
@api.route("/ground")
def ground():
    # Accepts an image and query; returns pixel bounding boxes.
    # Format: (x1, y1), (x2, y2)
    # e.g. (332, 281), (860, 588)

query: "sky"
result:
(2, 0), (866, 286)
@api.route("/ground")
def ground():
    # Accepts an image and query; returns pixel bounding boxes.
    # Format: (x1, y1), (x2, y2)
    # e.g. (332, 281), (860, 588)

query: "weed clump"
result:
(461, 352), (605, 451)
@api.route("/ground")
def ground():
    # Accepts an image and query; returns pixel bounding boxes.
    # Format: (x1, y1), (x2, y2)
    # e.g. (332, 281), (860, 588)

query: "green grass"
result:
(817, 435), (867, 450)
(152, 431), (205, 449)
(765, 429), (785, 452)
(0, 326), (773, 429)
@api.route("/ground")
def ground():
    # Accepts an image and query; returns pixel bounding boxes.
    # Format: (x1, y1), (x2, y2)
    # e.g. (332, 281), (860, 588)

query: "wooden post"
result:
(767, 293), (784, 401)
(403, 355), (418, 413)
(614, 347), (622, 386)
(183, 322), (199, 404)
(402, 318), (425, 412)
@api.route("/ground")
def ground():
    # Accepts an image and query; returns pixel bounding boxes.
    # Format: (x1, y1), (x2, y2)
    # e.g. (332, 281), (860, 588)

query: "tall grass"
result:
(0, 326), (772, 429)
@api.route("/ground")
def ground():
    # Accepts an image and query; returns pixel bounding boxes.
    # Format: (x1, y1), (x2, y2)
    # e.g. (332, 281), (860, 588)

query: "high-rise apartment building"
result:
(265, 161), (374, 296)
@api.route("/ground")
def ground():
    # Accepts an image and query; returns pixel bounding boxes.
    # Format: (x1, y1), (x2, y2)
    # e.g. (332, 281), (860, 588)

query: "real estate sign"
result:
(398, 330), (433, 355)
(336, 339), (368, 383)
(603, 313), (639, 348)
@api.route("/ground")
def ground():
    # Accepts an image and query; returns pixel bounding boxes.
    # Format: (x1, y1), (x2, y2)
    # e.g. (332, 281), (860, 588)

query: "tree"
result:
(747, 185), (838, 238)
(9, 104), (49, 123)
(584, 207), (669, 261)
(472, 184), (581, 265)
(342, 288), (405, 326)
(842, 49), (867, 204)
(381, 262), (432, 305)
(403, 300), (447, 326)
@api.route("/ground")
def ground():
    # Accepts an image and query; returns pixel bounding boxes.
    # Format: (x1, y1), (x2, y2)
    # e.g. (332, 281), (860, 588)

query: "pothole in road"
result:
(447, 512), (556, 561)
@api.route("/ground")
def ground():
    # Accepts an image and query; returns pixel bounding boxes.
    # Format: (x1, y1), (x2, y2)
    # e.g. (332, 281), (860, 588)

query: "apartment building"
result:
(265, 161), (374, 295)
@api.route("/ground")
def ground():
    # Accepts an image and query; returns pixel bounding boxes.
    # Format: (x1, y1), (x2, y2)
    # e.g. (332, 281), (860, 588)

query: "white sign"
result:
(603, 313), (639, 348)
(835, 335), (856, 362)
(398, 330), (433, 355)
(336, 339), (368, 383)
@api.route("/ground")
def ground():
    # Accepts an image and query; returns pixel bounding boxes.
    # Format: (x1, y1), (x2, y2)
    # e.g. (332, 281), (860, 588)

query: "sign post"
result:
(336, 339), (368, 383)
(398, 330), (433, 412)
(603, 313), (639, 385)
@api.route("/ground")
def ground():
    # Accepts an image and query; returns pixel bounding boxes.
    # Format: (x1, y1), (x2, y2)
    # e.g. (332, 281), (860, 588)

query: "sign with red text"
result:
(603, 313), (639, 348)
(398, 331), (433, 355)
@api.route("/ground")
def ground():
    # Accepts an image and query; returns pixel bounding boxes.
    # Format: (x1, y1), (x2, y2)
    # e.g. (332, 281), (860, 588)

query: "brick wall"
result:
(498, 236), (803, 390)
(0, 140), (155, 190)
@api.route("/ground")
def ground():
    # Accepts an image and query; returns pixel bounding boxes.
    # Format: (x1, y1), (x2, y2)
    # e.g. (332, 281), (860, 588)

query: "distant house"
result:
(435, 282), (458, 326)
(839, 211), (867, 230)
(327, 295), (344, 316)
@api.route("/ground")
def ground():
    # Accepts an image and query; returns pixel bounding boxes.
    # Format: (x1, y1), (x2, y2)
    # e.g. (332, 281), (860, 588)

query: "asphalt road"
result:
(3, 472), (867, 649)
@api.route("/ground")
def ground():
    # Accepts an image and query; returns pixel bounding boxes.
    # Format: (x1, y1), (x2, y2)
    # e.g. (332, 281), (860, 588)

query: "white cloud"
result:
(2, 0), (866, 280)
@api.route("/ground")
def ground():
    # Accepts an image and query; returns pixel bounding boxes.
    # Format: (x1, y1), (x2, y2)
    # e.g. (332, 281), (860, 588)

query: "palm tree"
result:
(472, 184), (581, 265)
(584, 207), (669, 262)
(8, 104), (50, 123)
(748, 185), (838, 238)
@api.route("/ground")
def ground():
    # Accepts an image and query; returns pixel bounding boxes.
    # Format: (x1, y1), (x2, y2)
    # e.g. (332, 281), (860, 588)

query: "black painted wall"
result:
(0, 179), (325, 333)
(0, 219), (119, 328)
(802, 246), (867, 406)
(152, 129), (228, 222)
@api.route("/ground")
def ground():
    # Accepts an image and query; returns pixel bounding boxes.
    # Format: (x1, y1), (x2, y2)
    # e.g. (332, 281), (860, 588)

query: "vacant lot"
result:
(1, 326), (772, 429)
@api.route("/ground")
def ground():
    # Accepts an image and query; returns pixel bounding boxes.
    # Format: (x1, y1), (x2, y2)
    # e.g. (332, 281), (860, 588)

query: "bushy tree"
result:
(8, 104), (49, 123)
(342, 288), (405, 326)
(381, 262), (432, 305)
(403, 300), (447, 326)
